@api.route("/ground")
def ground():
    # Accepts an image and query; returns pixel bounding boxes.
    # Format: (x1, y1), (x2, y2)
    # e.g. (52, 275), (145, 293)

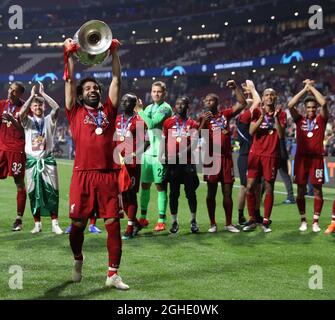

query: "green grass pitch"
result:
(0, 159), (334, 300)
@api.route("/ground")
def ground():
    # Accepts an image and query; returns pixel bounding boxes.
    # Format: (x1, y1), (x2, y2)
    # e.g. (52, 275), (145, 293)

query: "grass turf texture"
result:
(0, 159), (334, 300)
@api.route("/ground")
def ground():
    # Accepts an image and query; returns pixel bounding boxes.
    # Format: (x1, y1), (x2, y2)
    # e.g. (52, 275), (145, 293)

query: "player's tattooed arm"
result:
(228, 80), (247, 116)
(245, 80), (261, 112)
(274, 109), (285, 139)
(306, 81), (328, 120)
(19, 85), (36, 125)
(39, 82), (60, 123)
(63, 38), (76, 110)
(109, 41), (121, 108)
(287, 80), (310, 121)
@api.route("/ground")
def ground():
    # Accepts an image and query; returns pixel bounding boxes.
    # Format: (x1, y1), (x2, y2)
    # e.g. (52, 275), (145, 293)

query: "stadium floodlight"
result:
(248, 19), (252, 23)
(271, 16), (275, 20)
(224, 22), (229, 26)
(201, 24), (205, 29)
(294, 12), (299, 16)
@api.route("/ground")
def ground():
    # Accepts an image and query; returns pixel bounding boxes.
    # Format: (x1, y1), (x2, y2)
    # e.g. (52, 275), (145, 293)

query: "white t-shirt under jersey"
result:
(23, 114), (57, 158)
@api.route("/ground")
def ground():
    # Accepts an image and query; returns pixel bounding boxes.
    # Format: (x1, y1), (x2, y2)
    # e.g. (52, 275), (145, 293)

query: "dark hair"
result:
(177, 96), (190, 104)
(31, 96), (45, 105)
(205, 93), (219, 103)
(76, 77), (102, 102)
(12, 81), (25, 94)
(304, 95), (317, 105)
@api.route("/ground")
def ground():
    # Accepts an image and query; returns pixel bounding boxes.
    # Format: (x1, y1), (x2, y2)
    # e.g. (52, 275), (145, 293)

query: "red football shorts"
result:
(294, 155), (324, 185)
(247, 153), (279, 182)
(126, 164), (141, 193)
(204, 155), (235, 184)
(69, 170), (120, 220)
(0, 150), (26, 179)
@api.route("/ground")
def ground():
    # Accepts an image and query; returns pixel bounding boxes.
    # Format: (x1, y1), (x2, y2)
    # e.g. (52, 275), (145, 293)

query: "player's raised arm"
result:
(228, 80), (247, 116)
(19, 85), (36, 124)
(63, 38), (77, 110)
(108, 40), (121, 108)
(287, 80), (310, 121)
(38, 82), (60, 122)
(245, 80), (261, 112)
(307, 81), (328, 120)
(274, 109), (286, 139)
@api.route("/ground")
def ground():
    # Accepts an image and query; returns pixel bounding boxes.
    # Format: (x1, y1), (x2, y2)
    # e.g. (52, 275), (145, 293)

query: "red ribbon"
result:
(118, 164), (131, 193)
(63, 43), (79, 81)
(109, 39), (121, 53)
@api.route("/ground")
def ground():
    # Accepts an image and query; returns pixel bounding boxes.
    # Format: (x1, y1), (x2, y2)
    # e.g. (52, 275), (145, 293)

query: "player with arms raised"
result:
(288, 79), (327, 233)
(63, 37), (129, 289)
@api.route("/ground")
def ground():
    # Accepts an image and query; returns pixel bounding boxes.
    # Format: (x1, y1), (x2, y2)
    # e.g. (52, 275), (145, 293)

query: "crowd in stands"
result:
(49, 64), (335, 159)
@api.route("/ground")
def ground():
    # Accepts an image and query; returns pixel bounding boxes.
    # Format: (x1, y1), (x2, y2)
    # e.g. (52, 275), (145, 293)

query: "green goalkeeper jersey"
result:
(138, 101), (172, 157)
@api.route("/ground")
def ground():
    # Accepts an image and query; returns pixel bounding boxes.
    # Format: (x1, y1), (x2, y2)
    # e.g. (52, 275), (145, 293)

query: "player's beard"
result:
(83, 94), (100, 108)
(176, 109), (187, 118)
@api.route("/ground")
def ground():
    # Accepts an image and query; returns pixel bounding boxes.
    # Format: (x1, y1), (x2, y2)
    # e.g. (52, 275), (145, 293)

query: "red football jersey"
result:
(66, 98), (118, 171)
(250, 108), (287, 158)
(200, 108), (234, 156)
(163, 115), (199, 163)
(0, 99), (25, 152)
(237, 109), (252, 124)
(114, 113), (145, 167)
(295, 114), (326, 156)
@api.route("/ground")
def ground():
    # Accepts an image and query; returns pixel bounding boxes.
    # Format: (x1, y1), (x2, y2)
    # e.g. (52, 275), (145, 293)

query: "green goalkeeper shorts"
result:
(141, 154), (166, 184)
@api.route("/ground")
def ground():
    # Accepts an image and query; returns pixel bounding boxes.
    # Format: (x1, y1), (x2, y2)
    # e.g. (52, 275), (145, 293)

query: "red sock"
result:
(69, 224), (84, 260)
(34, 213), (41, 222)
(246, 192), (256, 220)
(90, 217), (97, 225)
(51, 213), (57, 220)
(108, 270), (117, 277)
(125, 224), (134, 235)
(206, 198), (216, 225)
(264, 193), (274, 222)
(223, 196), (233, 226)
(313, 197), (323, 223)
(17, 188), (27, 216)
(105, 220), (122, 269)
(127, 203), (137, 222)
